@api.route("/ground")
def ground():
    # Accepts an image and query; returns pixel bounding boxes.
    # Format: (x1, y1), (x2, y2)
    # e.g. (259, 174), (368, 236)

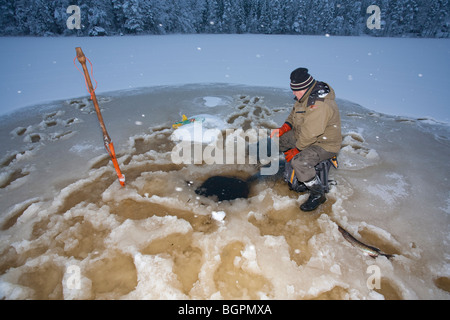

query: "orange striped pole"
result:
(75, 47), (125, 186)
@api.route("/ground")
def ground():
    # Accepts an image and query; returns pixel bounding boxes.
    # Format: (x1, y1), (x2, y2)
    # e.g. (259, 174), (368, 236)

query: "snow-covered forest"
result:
(0, 0), (449, 37)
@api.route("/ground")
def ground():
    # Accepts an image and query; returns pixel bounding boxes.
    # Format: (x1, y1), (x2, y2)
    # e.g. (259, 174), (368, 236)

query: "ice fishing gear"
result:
(330, 155), (338, 169)
(284, 161), (307, 192)
(172, 114), (205, 129)
(284, 156), (338, 194)
(74, 47), (125, 187)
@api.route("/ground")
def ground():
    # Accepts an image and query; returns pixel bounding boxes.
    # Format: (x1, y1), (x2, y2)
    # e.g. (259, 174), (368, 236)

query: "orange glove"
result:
(284, 148), (300, 162)
(270, 123), (291, 138)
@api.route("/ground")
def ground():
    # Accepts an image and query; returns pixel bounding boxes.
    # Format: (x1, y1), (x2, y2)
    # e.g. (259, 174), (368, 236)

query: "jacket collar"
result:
(294, 80), (317, 103)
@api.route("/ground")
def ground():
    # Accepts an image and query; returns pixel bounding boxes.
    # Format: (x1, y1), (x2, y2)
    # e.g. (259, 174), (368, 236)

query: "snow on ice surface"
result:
(171, 114), (228, 144)
(0, 35), (449, 300)
(0, 84), (449, 300)
(0, 35), (449, 122)
(202, 96), (227, 108)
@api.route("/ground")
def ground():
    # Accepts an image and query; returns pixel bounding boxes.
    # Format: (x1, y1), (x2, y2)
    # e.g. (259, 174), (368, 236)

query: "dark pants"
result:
(280, 131), (336, 182)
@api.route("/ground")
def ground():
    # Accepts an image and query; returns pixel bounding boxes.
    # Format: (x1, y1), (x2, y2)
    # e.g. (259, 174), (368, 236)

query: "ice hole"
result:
(195, 175), (250, 201)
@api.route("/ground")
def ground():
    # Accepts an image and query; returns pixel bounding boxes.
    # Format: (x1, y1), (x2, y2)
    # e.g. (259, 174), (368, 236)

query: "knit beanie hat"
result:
(290, 68), (315, 91)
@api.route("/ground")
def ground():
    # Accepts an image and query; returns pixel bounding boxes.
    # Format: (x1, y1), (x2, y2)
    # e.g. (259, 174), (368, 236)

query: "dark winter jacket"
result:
(285, 82), (342, 153)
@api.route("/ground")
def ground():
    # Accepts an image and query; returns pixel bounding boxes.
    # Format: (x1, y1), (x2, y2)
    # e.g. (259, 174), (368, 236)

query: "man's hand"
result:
(284, 148), (300, 162)
(270, 123), (291, 138)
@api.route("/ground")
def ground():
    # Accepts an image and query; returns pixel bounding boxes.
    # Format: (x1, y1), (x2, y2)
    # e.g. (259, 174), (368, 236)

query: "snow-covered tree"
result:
(292, 0), (309, 34)
(0, 0), (17, 35)
(122, 0), (147, 34)
(0, 0), (447, 37)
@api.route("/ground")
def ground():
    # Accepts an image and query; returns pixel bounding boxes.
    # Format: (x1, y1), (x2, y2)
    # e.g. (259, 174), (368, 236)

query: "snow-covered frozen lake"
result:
(0, 35), (449, 300)
(1, 34), (449, 122)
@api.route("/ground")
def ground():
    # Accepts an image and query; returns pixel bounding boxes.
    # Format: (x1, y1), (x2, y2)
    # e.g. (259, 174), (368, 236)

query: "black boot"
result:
(288, 180), (308, 193)
(300, 175), (326, 212)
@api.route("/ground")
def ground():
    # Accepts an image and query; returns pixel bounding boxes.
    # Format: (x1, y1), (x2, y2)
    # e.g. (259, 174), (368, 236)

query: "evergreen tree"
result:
(247, 0), (261, 33)
(344, 0), (363, 36)
(385, 0), (406, 36)
(167, 0), (196, 33)
(257, 0), (273, 34)
(332, 1), (347, 36)
(0, 0), (17, 35)
(13, 0), (34, 35)
(282, 0), (298, 34)
(0, 0), (447, 37)
(204, 0), (220, 33)
(122, 0), (146, 34)
(432, 0), (450, 37)
(87, 0), (115, 34)
(292, 0), (308, 34)
(232, 0), (248, 33)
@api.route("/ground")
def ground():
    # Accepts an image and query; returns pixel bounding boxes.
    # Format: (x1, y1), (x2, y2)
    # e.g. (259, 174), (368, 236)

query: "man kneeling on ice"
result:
(271, 68), (342, 211)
